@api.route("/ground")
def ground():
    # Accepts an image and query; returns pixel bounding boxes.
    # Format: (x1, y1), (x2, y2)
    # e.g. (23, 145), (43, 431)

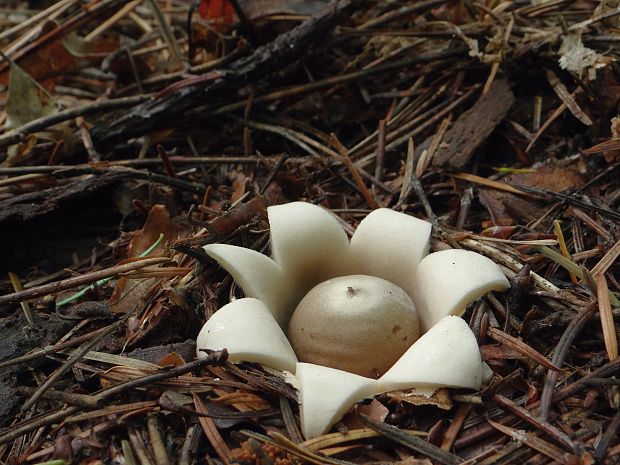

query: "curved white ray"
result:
(296, 363), (380, 438)
(268, 202), (351, 293)
(196, 298), (298, 372)
(203, 243), (295, 326)
(412, 249), (510, 332)
(348, 209), (431, 297)
(481, 362), (494, 385)
(379, 316), (483, 392)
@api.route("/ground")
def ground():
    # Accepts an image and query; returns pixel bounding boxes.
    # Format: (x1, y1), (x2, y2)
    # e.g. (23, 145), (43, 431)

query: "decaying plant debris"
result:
(0, 0), (619, 463)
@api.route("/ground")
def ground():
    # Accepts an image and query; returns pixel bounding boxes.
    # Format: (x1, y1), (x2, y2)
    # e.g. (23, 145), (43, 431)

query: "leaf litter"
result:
(0, 0), (619, 464)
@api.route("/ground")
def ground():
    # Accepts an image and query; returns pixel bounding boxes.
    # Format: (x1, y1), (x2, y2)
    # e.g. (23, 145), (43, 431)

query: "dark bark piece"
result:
(89, 0), (354, 149)
(432, 79), (514, 170)
(0, 171), (128, 222)
(210, 195), (267, 234)
(56, 301), (113, 320)
(479, 189), (542, 225)
(126, 340), (197, 365)
(0, 171), (128, 274)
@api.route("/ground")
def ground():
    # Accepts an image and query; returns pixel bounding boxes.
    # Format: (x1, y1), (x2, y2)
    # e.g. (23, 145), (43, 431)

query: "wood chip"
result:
(432, 79), (514, 170)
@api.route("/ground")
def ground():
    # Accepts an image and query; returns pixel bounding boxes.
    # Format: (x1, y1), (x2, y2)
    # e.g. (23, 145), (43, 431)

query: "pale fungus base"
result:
(196, 201), (511, 438)
(288, 275), (419, 378)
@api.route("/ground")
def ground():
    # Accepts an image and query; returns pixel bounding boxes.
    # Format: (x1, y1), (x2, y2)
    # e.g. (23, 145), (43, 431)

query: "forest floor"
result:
(1, 0), (620, 464)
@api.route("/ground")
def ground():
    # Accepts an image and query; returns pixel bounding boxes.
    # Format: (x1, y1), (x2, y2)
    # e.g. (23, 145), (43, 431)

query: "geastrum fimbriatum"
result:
(196, 202), (510, 438)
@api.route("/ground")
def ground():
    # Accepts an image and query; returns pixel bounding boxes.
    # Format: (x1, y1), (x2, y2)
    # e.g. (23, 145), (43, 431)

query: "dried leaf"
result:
(231, 171), (248, 204)
(198, 0), (235, 23)
(4, 134), (38, 167)
(5, 63), (56, 130)
(343, 399), (389, 430)
(129, 205), (182, 257)
(161, 390), (194, 406)
(357, 399), (389, 423)
(479, 165), (584, 225)
(61, 31), (119, 59)
(159, 352), (187, 368)
(0, 24), (118, 87)
(109, 274), (160, 314)
(110, 205), (183, 313)
(53, 435), (73, 463)
(480, 226), (518, 239)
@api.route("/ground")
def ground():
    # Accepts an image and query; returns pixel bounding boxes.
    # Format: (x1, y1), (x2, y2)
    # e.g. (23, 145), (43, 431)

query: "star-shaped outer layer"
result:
(196, 202), (510, 438)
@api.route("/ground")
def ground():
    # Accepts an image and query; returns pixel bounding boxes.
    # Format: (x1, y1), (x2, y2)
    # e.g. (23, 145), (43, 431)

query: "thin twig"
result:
(0, 257), (170, 305)
(487, 327), (560, 371)
(330, 134), (380, 209)
(595, 409), (620, 462)
(362, 414), (462, 465)
(145, 0), (185, 70)
(539, 303), (597, 421)
(0, 96), (149, 149)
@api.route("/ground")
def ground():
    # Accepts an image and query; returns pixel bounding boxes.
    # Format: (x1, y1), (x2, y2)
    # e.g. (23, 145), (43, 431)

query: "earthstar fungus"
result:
(196, 202), (510, 438)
